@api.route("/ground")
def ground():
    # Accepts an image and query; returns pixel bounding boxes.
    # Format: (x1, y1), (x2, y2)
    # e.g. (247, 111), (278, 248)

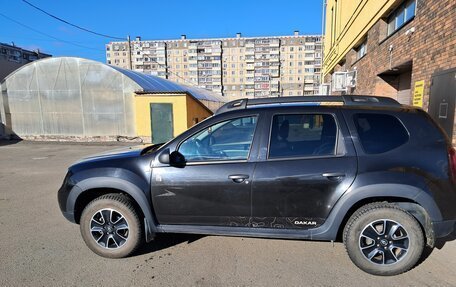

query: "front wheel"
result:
(343, 203), (424, 276)
(80, 194), (143, 258)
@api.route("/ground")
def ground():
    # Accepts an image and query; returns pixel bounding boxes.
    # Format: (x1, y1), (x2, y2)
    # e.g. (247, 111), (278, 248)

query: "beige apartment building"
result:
(106, 32), (322, 100)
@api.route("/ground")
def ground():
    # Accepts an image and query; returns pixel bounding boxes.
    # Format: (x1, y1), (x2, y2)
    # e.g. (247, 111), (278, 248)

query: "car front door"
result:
(251, 109), (357, 229)
(151, 114), (261, 227)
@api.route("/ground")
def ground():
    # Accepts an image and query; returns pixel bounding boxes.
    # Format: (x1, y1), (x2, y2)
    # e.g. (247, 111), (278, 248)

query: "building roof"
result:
(0, 42), (52, 57)
(110, 65), (226, 103)
(107, 34), (322, 45)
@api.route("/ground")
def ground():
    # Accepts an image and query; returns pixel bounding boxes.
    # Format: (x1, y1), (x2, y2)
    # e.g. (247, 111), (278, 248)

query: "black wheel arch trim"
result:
(320, 183), (443, 241)
(67, 177), (157, 242)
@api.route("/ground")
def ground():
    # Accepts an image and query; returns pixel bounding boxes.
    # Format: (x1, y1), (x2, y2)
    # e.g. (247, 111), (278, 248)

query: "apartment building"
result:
(323, 0), (455, 142)
(106, 32), (322, 100)
(0, 42), (51, 81)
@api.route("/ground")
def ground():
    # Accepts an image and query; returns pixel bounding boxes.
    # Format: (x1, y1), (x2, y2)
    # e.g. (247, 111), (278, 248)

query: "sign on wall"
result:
(413, 80), (424, 107)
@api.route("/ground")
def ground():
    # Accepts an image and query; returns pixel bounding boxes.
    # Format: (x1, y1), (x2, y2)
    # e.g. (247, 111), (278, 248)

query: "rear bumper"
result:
(433, 220), (456, 238)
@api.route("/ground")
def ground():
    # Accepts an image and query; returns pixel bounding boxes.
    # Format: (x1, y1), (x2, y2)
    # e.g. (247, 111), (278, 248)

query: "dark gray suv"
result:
(58, 96), (456, 276)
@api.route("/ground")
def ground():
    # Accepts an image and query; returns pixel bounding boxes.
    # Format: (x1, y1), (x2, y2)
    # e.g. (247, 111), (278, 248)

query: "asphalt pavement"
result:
(0, 141), (455, 286)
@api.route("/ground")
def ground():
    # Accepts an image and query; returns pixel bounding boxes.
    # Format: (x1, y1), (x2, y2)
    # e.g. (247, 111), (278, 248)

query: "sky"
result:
(0, 0), (324, 62)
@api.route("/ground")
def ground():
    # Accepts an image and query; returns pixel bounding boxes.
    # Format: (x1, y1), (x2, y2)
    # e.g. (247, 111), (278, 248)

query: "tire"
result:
(80, 193), (143, 258)
(343, 202), (424, 276)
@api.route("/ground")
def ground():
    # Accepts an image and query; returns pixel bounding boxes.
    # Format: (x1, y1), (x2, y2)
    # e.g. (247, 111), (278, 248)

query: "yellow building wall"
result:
(185, 95), (213, 127)
(323, 0), (399, 76)
(134, 94), (214, 141)
(134, 94), (188, 139)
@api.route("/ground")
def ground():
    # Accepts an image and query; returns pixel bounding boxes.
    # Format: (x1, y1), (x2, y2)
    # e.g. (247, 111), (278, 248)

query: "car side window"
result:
(178, 116), (257, 162)
(354, 113), (409, 154)
(269, 114), (337, 158)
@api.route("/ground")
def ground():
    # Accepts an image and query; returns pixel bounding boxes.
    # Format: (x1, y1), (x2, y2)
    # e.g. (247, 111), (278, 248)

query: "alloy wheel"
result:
(359, 219), (409, 265)
(90, 208), (130, 249)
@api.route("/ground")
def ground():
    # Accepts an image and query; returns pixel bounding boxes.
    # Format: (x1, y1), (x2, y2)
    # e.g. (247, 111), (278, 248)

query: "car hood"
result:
(73, 145), (150, 165)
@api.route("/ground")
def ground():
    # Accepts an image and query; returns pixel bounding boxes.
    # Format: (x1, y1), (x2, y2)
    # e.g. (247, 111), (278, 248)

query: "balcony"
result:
(304, 85), (314, 91)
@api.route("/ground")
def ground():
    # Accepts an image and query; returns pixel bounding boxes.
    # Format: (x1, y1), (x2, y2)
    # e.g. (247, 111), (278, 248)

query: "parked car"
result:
(58, 95), (456, 276)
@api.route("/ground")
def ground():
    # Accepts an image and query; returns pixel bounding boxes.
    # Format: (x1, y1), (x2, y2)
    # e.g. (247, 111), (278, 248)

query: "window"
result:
(269, 114), (337, 158)
(387, 0), (416, 35)
(354, 113), (409, 154)
(357, 40), (367, 59)
(179, 116), (257, 162)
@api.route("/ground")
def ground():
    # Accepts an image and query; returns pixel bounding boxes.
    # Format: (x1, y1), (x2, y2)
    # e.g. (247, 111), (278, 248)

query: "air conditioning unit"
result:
(331, 70), (357, 92)
(332, 72), (347, 92)
(319, 84), (330, 95)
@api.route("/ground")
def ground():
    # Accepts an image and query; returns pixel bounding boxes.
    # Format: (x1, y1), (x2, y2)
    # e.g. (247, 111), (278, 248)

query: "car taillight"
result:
(448, 147), (456, 182)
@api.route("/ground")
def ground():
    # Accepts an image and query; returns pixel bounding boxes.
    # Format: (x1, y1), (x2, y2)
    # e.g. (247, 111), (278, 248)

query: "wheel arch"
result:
(324, 183), (442, 246)
(335, 197), (435, 247)
(69, 177), (157, 242)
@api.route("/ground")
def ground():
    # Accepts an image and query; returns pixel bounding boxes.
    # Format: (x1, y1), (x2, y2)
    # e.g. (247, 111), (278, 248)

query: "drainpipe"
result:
(321, 0), (327, 85)
(127, 35), (132, 70)
(388, 45), (394, 70)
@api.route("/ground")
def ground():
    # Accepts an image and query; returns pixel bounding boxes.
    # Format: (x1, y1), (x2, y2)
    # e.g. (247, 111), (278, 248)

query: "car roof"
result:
(215, 95), (403, 115)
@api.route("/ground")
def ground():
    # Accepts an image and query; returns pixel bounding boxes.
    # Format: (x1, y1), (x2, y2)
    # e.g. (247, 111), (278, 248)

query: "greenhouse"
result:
(0, 57), (225, 142)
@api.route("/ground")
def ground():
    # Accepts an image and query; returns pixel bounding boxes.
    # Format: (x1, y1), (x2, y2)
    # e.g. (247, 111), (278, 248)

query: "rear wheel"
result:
(343, 203), (424, 276)
(80, 194), (143, 258)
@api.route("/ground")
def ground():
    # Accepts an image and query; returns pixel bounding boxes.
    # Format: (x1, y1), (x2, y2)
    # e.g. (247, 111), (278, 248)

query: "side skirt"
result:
(156, 224), (335, 241)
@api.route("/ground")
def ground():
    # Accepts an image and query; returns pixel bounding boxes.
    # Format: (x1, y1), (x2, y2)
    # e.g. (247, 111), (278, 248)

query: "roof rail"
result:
(215, 95), (401, 114)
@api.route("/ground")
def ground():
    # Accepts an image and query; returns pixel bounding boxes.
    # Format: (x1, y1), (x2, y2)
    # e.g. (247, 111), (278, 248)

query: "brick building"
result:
(323, 0), (456, 141)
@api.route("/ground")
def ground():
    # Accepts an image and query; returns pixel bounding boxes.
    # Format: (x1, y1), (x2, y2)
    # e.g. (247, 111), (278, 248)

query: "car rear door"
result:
(251, 107), (357, 229)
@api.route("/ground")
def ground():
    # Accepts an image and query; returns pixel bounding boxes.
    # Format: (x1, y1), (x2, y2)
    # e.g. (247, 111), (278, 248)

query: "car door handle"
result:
(322, 173), (346, 180)
(229, 174), (249, 183)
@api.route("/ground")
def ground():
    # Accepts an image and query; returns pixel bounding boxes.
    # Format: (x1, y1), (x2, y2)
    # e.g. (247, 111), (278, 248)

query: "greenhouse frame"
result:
(0, 57), (225, 141)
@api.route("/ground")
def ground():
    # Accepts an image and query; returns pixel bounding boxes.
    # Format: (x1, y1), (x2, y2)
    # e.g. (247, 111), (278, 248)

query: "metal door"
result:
(151, 103), (173, 144)
(428, 68), (456, 139)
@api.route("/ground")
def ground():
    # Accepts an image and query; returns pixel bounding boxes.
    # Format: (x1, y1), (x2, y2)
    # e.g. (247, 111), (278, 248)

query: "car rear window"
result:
(354, 113), (409, 154)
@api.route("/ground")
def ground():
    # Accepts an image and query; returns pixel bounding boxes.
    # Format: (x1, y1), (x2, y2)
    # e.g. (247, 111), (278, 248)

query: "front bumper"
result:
(57, 171), (77, 223)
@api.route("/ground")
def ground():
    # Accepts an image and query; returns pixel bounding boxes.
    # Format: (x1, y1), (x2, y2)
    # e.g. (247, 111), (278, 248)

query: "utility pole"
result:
(127, 35), (132, 70)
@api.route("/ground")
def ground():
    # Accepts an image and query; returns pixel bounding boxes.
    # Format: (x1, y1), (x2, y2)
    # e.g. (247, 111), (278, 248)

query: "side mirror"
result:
(170, 151), (186, 167)
(158, 148), (170, 164)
